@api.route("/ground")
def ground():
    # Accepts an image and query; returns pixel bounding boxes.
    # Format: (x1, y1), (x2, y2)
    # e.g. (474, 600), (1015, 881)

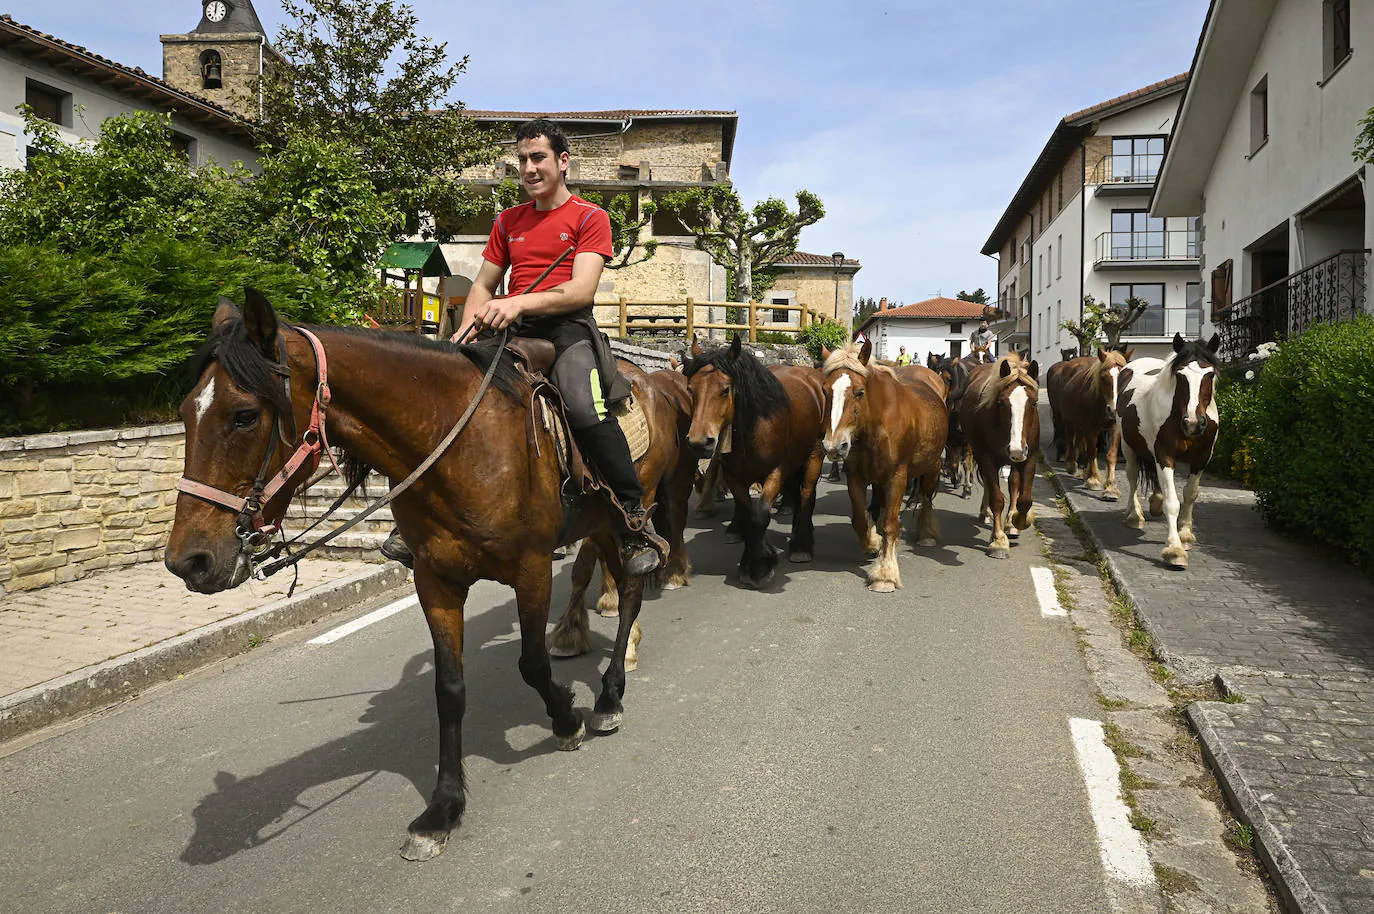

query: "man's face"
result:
(979, 322), (988, 331)
(516, 135), (568, 202)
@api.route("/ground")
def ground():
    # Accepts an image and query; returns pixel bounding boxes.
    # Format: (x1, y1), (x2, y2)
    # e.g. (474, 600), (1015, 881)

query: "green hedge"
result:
(1211, 369), (1260, 486)
(0, 236), (341, 435)
(1244, 317), (1374, 570)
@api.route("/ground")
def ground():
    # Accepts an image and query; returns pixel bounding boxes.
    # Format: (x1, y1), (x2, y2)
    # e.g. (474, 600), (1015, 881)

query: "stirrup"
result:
(380, 529), (414, 569)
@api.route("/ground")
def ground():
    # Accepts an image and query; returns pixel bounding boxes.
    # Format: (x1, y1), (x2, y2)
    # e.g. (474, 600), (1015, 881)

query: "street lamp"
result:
(831, 251), (845, 327)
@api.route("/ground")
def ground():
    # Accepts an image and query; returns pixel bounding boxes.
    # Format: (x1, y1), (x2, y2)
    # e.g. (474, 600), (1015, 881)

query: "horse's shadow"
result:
(180, 569), (616, 866)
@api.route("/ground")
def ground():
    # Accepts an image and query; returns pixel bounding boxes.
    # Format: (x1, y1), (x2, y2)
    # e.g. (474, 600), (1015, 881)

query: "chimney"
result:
(879, 297), (888, 311)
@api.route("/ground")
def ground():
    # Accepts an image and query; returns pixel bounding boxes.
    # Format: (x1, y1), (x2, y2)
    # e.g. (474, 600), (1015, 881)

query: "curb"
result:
(0, 562), (411, 745)
(1188, 702), (1328, 914)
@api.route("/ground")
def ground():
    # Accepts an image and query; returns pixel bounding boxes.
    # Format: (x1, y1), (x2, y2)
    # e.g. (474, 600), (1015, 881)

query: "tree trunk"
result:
(736, 246), (753, 304)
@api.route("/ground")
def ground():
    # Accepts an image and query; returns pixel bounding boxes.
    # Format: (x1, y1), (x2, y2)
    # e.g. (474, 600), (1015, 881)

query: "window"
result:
(1324, 0), (1352, 77)
(199, 50), (223, 90)
(1046, 246), (1052, 286)
(170, 131), (195, 163)
(1010, 234), (1017, 264)
(1111, 283), (1165, 337)
(1057, 234), (1063, 278)
(950, 322), (963, 334)
(25, 80), (68, 126)
(1186, 282), (1204, 337)
(618, 164), (641, 180)
(1186, 216), (1201, 256)
(1111, 210), (1165, 259)
(1038, 254), (1043, 291)
(1110, 136), (1166, 183)
(949, 340), (963, 358)
(1250, 76), (1269, 154)
(770, 297), (791, 324)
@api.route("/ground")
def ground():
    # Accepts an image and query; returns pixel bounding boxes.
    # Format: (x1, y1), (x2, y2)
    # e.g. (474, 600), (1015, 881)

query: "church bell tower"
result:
(160, 1), (279, 119)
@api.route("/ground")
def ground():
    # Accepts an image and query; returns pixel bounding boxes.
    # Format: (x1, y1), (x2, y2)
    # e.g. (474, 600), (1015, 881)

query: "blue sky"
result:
(13, 0), (1208, 305)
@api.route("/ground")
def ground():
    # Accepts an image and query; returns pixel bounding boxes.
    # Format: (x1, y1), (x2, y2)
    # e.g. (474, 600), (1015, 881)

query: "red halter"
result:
(176, 326), (341, 543)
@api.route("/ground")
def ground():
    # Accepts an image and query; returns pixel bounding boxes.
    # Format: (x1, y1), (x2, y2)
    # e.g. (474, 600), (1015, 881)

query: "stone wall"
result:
(0, 424), (184, 596)
(459, 120), (727, 184)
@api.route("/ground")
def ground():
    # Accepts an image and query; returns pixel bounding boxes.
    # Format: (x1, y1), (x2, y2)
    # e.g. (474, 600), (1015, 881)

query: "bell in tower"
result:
(160, 1), (282, 119)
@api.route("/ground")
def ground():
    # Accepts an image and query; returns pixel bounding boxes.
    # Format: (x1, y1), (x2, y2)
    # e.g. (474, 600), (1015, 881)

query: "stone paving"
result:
(0, 559), (370, 696)
(1056, 466), (1374, 914)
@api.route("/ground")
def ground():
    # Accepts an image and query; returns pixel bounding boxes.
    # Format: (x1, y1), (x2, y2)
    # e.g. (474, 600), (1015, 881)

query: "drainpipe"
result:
(1079, 144), (1087, 344)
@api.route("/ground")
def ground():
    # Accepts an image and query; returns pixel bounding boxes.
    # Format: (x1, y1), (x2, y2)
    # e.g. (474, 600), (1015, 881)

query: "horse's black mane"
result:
(192, 319), (529, 493)
(1169, 338), (1220, 375)
(682, 342), (790, 442)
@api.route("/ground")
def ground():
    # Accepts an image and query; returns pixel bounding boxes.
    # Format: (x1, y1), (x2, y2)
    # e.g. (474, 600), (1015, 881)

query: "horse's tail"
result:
(1135, 449), (1160, 496)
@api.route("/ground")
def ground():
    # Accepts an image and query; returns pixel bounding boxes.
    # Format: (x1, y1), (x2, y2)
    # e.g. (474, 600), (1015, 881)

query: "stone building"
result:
(765, 252), (861, 330)
(160, 0), (284, 121)
(0, 12), (257, 171)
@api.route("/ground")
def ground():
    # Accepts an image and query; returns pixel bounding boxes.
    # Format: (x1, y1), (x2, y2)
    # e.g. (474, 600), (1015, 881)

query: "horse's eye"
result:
(853, 390), (865, 400)
(232, 409), (261, 429)
(720, 386), (731, 397)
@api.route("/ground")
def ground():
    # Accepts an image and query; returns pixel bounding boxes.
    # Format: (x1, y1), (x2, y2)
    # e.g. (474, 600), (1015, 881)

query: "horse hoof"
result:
(1007, 528), (1020, 539)
(624, 656), (638, 673)
(988, 547), (1010, 559)
(597, 606), (620, 618)
(589, 710), (623, 734)
(547, 638), (587, 659)
(1085, 480), (1103, 491)
(556, 717), (586, 751)
(1102, 491), (1119, 502)
(917, 537), (938, 548)
(1163, 547), (1188, 568)
(1125, 517), (1145, 530)
(789, 550), (813, 563)
(867, 580), (897, 593)
(723, 531), (743, 544)
(400, 832), (448, 862)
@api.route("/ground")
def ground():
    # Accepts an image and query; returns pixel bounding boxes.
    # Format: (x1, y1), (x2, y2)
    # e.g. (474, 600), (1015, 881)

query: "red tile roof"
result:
(1064, 73), (1189, 125)
(460, 109), (737, 120)
(875, 297), (990, 320)
(777, 251), (861, 267)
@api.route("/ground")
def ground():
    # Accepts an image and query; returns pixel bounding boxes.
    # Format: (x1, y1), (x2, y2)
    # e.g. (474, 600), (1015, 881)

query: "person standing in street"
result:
(895, 345), (913, 366)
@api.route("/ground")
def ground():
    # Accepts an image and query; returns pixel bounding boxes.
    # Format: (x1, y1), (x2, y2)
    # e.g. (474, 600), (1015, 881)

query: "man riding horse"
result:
(382, 118), (666, 577)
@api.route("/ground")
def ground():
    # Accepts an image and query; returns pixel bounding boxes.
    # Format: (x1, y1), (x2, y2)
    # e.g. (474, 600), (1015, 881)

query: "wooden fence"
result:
(595, 298), (835, 342)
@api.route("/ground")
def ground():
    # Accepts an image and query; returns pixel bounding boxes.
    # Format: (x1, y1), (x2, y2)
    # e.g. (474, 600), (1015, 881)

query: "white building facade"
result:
(1152, 0), (1371, 360)
(857, 298), (992, 362)
(984, 76), (1205, 368)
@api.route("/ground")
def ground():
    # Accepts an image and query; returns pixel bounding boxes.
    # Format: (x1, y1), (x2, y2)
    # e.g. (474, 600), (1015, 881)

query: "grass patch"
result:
(1225, 821), (1255, 851)
(1154, 863), (1200, 896)
(1103, 721), (1147, 758)
(247, 634), (266, 649)
(1222, 690), (1246, 703)
(1097, 694), (1130, 711)
(1128, 809), (1159, 835)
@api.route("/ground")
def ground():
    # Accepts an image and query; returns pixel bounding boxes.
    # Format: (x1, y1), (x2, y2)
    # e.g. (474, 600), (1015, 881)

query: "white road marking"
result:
(194, 377), (215, 421)
(1069, 717), (1156, 889)
(1031, 566), (1066, 616)
(308, 594), (418, 645)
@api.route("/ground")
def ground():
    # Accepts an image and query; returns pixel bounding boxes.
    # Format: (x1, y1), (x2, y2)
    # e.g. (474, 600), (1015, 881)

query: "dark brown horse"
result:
(165, 290), (666, 861)
(959, 353), (1041, 558)
(547, 365), (696, 668)
(932, 353), (987, 498)
(684, 334), (825, 588)
(821, 341), (948, 592)
(1046, 348), (1131, 499)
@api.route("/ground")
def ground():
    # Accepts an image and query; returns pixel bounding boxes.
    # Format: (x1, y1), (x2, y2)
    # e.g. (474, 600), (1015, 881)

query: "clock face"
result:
(205, 1), (228, 22)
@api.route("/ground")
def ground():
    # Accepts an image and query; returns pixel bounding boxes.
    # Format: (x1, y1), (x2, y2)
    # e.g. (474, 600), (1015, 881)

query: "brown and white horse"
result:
(959, 353), (1041, 558)
(1046, 348), (1131, 499)
(821, 341), (948, 592)
(1117, 333), (1221, 568)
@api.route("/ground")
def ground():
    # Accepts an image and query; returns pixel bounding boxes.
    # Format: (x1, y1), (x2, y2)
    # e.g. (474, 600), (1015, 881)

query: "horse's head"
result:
(1095, 347), (1132, 423)
(1169, 332), (1221, 438)
(684, 334), (740, 459)
(986, 355), (1040, 463)
(165, 289), (309, 593)
(821, 340), (873, 461)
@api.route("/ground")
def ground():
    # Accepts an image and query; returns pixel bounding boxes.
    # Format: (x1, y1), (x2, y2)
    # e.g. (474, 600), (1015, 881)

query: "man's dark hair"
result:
(515, 118), (570, 158)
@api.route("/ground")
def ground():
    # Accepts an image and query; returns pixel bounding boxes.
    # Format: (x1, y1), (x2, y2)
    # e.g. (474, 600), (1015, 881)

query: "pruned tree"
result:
(659, 185), (824, 302)
(1061, 293), (1149, 352)
(580, 191), (658, 270)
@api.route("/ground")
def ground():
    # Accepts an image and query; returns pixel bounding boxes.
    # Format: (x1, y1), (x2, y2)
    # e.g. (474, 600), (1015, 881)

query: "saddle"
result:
(503, 338), (649, 503)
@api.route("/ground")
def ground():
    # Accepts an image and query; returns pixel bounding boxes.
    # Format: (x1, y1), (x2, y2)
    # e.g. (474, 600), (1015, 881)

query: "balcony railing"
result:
(1122, 306), (1204, 339)
(1215, 249), (1369, 362)
(1089, 152), (1162, 187)
(1094, 230), (1200, 265)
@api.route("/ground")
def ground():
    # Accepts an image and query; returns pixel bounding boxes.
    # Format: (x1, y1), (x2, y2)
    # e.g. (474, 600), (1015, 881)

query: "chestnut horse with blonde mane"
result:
(959, 353), (1041, 558)
(822, 340), (948, 592)
(1046, 347), (1131, 499)
(165, 290), (676, 862)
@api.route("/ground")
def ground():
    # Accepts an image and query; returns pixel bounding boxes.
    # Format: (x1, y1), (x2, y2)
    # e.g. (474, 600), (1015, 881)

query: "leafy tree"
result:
(956, 288), (989, 305)
(659, 185), (824, 302)
(799, 319), (849, 360)
(853, 295), (879, 326)
(580, 190), (658, 270)
(1059, 293), (1148, 352)
(254, 0), (499, 237)
(1355, 105), (1374, 163)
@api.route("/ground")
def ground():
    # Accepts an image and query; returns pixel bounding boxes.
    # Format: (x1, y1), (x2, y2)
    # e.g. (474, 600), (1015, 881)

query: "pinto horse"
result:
(684, 334), (825, 588)
(548, 366), (697, 668)
(1046, 348), (1131, 499)
(1117, 333), (1221, 568)
(959, 353), (1041, 558)
(165, 290), (667, 861)
(821, 341), (947, 592)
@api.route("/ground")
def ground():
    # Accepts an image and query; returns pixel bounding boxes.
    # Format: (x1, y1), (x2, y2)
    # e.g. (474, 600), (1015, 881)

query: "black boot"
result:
(575, 418), (666, 577)
(380, 528), (414, 568)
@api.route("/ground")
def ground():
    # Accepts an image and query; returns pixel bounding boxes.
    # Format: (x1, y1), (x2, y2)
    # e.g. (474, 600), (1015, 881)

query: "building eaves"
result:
(857, 297), (987, 334)
(777, 251), (861, 268)
(0, 14), (252, 140)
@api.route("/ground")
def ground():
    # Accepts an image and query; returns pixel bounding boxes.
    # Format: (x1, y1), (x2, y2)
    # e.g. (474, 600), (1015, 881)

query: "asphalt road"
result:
(1, 469), (1115, 914)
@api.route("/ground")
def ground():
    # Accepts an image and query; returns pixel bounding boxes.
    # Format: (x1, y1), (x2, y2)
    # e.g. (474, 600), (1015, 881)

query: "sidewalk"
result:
(0, 558), (409, 743)
(1053, 465), (1374, 914)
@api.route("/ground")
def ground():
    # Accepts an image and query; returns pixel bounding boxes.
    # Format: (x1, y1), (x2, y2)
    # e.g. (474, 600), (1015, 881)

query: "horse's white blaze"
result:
(1007, 386), (1029, 457)
(828, 373), (851, 437)
(1108, 365), (1121, 408)
(1178, 362), (1213, 423)
(194, 377), (215, 422)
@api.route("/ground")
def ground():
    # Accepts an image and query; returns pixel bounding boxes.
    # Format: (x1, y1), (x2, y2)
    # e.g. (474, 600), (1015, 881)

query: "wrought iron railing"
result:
(1089, 152), (1162, 186)
(1094, 230), (1200, 264)
(1215, 249), (1369, 361)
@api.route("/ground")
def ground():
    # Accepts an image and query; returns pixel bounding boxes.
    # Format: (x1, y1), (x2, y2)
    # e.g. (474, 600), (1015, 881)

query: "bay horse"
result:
(958, 353), (1041, 558)
(1046, 348), (1131, 499)
(684, 333), (825, 588)
(932, 353), (985, 498)
(548, 365), (697, 668)
(821, 341), (947, 592)
(1117, 333), (1221, 568)
(165, 290), (666, 861)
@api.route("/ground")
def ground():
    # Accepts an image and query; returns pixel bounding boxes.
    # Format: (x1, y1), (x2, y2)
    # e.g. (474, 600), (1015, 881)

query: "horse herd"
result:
(164, 290), (1223, 860)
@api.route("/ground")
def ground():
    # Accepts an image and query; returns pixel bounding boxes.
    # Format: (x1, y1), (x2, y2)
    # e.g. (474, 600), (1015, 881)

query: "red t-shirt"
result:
(482, 195), (613, 295)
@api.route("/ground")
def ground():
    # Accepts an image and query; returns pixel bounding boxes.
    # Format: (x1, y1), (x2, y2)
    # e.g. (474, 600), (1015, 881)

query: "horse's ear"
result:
(1125, 347), (1136, 361)
(1172, 332), (1186, 353)
(728, 333), (743, 360)
(999, 359), (1013, 379)
(820, 345), (832, 361)
(690, 335), (704, 359)
(212, 296), (240, 329)
(1205, 333), (1221, 353)
(669, 355), (680, 370)
(1028, 360), (1040, 381)
(241, 286), (279, 357)
(1096, 347), (1107, 362)
(859, 340), (872, 365)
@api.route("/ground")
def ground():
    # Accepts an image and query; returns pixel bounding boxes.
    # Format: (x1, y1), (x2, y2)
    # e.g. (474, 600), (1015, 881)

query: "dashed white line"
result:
(1069, 717), (1156, 889)
(308, 594), (418, 645)
(1031, 566), (1066, 617)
